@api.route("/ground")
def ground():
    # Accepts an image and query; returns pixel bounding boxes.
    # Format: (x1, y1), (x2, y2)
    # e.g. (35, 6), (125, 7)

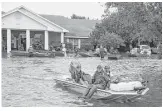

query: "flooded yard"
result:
(1, 56), (162, 107)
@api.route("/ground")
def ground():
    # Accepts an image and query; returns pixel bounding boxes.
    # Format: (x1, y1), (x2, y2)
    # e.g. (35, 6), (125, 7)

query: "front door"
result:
(17, 33), (26, 51)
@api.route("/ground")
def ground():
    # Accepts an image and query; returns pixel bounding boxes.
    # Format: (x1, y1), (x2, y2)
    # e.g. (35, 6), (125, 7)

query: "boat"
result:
(11, 51), (29, 56)
(54, 78), (149, 102)
(108, 54), (122, 60)
(11, 50), (64, 57)
(78, 52), (94, 57)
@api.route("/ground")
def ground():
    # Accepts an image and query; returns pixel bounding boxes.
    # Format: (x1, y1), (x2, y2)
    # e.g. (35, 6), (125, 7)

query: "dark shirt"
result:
(92, 70), (107, 87)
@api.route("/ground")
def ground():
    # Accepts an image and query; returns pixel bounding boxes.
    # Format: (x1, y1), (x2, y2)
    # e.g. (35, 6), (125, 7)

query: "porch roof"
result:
(2, 6), (69, 32)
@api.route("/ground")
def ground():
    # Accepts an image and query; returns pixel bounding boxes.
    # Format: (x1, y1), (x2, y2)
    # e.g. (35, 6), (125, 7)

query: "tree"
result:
(99, 32), (125, 49)
(90, 23), (105, 48)
(90, 2), (162, 50)
(71, 14), (86, 19)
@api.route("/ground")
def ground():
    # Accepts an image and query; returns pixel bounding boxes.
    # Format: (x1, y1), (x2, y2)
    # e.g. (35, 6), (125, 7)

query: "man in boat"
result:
(80, 65), (108, 100)
(69, 61), (92, 86)
(103, 66), (114, 89)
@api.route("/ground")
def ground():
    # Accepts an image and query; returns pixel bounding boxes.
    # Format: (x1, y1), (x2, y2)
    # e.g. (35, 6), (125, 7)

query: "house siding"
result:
(2, 11), (47, 30)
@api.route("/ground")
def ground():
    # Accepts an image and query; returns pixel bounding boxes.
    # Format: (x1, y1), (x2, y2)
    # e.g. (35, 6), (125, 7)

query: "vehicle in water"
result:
(54, 61), (149, 102)
(54, 78), (149, 102)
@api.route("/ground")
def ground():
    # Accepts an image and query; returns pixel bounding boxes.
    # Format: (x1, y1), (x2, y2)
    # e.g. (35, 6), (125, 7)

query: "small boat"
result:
(11, 51), (64, 57)
(78, 52), (94, 57)
(54, 78), (149, 102)
(11, 51), (29, 56)
(108, 54), (122, 60)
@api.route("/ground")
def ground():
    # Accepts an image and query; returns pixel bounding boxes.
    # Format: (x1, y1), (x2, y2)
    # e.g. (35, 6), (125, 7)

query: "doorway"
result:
(11, 30), (26, 51)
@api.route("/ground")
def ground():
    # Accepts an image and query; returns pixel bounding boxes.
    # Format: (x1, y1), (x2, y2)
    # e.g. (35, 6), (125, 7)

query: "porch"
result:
(2, 29), (64, 53)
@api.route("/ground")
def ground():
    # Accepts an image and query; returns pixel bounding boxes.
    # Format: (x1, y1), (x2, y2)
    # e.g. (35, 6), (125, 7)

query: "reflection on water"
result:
(2, 56), (162, 107)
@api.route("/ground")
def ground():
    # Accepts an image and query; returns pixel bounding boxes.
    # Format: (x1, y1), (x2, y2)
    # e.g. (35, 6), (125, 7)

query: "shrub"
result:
(65, 43), (73, 50)
(80, 44), (93, 51)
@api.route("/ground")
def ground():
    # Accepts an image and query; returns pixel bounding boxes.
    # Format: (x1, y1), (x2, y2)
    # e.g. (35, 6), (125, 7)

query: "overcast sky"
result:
(2, 2), (105, 19)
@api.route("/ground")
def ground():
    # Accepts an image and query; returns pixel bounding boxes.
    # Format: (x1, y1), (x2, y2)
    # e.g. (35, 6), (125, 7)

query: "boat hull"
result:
(54, 78), (149, 100)
(54, 78), (112, 99)
(78, 52), (94, 57)
(11, 51), (64, 57)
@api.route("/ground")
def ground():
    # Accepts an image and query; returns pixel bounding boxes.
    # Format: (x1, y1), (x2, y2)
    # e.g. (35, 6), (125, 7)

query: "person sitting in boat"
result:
(69, 61), (91, 86)
(28, 45), (34, 57)
(80, 65), (107, 100)
(103, 65), (114, 89)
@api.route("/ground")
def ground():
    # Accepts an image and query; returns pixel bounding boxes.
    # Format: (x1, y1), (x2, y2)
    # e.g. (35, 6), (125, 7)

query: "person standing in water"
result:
(74, 46), (79, 57)
(62, 43), (67, 57)
(99, 45), (105, 60)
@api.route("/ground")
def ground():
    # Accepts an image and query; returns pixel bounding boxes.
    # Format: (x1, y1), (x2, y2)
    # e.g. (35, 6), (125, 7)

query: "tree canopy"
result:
(71, 14), (86, 19)
(90, 2), (162, 49)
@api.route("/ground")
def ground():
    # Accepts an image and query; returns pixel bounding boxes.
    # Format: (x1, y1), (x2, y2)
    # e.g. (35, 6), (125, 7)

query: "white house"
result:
(2, 6), (99, 54)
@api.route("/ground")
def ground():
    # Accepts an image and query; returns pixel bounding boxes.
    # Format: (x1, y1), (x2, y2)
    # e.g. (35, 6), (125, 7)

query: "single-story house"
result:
(2, 5), (99, 53)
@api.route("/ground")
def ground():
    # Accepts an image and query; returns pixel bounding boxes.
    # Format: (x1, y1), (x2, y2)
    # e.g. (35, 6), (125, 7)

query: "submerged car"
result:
(139, 45), (151, 56)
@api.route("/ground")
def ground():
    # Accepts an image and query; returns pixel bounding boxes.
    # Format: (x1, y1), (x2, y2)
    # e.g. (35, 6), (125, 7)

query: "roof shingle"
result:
(41, 14), (100, 37)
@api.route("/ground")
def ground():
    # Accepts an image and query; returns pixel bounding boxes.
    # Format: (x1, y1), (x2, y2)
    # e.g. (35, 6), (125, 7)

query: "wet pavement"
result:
(1, 56), (162, 107)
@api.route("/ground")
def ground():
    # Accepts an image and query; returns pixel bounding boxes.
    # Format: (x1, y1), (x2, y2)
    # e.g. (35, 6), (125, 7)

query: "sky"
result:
(2, 2), (105, 20)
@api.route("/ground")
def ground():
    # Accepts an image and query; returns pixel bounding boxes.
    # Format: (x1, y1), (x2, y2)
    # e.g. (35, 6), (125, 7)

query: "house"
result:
(2, 5), (99, 54)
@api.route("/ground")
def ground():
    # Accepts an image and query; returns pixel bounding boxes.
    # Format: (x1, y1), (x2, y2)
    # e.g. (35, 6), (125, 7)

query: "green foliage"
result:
(32, 39), (44, 50)
(90, 2), (162, 49)
(80, 38), (93, 51)
(65, 42), (73, 50)
(99, 32), (125, 48)
(71, 14), (86, 19)
(80, 44), (93, 51)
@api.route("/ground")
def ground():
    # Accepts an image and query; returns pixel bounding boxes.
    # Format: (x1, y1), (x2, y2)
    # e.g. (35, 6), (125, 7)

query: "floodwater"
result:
(2, 56), (162, 107)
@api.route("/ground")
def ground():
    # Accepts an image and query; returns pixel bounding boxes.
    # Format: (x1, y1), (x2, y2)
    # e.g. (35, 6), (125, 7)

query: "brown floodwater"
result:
(1, 56), (162, 107)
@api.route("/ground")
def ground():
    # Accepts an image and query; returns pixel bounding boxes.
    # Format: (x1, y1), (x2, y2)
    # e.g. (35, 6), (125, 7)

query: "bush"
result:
(80, 44), (93, 51)
(99, 32), (125, 49)
(65, 43), (73, 50)
(32, 41), (44, 50)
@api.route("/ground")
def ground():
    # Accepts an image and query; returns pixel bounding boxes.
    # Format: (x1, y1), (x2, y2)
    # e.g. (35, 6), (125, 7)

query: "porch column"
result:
(26, 29), (30, 51)
(45, 30), (49, 50)
(72, 39), (75, 50)
(78, 39), (81, 49)
(61, 32), (64, 43)
(7, 29), (11, 53)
